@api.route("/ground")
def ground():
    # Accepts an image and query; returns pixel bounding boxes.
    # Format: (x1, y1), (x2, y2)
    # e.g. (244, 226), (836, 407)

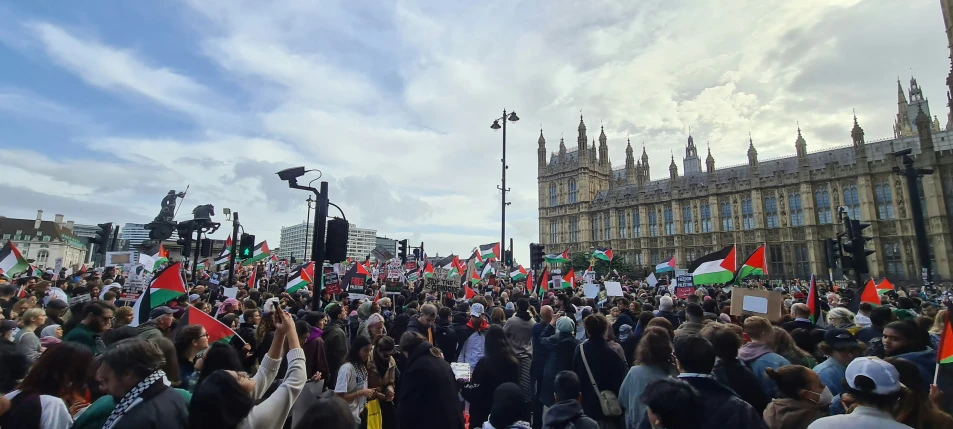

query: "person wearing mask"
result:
(15, 308), (46, 362)
(739, 316), (791, 399)
(763, 366), (830, 429)
(806, 357), (908, 429)
(538, 316), (580, 417)
(638, 335), (768, 429)
(407, 304), (438, 344)
(572, 313), (627, 428)
(457, 303), (491, 371)
(504, 298), (535, 407)
(62, 301), (115, 355)
(542, 371), (599, 429)
(96, 338), (189, 429)
(434, 306), (458, 363)
(367, 336), (398, 429)
(673, 303), (705, 339)
(530, 305), (554, 429)
(882, 319), (936, 388)
(324, 303), (351, 391)
(174, 324), (210, 390)
(1, 342), (92, 429)
(483, 383), (532, 429)
(189, 308), (306, 429)
(302, 311), (330, 386)
(827, 308), (862, 335)
(39, 324), (62, 348)
(463, 325), (521, 427)
(655, 296), (681, 329)
(396, 332), (465, 429)
(137, 306), (175, 342)
(887, 357), (953, 429)
(638, 378), (704, 429)
(619, 326), (676, 429)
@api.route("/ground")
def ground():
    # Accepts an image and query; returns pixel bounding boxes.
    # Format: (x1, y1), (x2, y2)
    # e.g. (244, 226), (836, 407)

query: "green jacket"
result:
(63, 324), (104, 355)
(71, 388), (192, 429)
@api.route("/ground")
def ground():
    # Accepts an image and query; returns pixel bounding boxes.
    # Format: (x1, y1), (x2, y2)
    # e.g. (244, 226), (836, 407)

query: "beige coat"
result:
(763, 397), (828, 429)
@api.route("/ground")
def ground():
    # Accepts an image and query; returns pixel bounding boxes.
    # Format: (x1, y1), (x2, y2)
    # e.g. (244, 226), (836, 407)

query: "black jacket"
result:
(530, 322), (551, 374)
(656, 310), (681, 329)
(235, 322), (258, 372)
(712, 358), (770, 414)
(612, 310), (635, 339)
(110, 382), (188, 429)
(542, 399), (600, 429)
(406, 317), (433, 341)
(396, 341), (465, 429)
(637, 376), (768, 429)
(433, 320), (458, 363)
(0, 338), (29, 392)
(461, 354), (520, 427)
(538, 325), (579, 407)
(572, 338), (627, 423)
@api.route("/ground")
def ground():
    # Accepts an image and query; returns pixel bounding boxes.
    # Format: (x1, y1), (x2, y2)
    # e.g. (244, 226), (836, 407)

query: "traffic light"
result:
(529, 243), (545, 270)
(823, 238), (837, 270)
(504, 249), (513, 267)
(91, 223), (112, 255)
(239, 234), (256, 260)
(843, 220), (875, 274)
(325, 218), (350, 263)
(200, 238), (212, 257)
(398, 239), (408, 264)
(412, 248), (421, 261)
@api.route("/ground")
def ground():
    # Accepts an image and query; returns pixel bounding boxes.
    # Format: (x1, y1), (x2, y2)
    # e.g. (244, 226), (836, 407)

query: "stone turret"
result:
(538, 129), (547, 170)
(625, 139), (636, 185)
(598, 126), (609, 166)
(705, 144), (715, 174)
(577, 115), (588, 161)
(747, 133), (758, 167)
(641, 146), (650, 180)
(669, 154), (678, 180)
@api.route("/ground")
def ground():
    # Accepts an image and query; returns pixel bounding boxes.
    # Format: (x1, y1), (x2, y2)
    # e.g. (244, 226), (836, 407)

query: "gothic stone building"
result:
(537, 78), (953, 284)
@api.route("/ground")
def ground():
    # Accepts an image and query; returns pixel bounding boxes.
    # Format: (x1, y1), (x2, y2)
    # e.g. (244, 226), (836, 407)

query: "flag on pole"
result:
(688, 245), (736, 285)
(544, 250), (570, 264)
(807, 274), (822, 324)
(479, 243), (501, 261)
(592, 247), (613, 262)
(509, 265), (527, 281)
(732, 245), (766, 284)
(938, 307), (953, 364)
(215, 235), (233, 265)
(850, 279), (881, 312)
(560, 268), (575, 289)
(131, 262), (188, 327)
(247, 269), (257, 289)
(0, 241), (29, 278)
(480, 263), (495, 279)
(464, 284), (477, 299)
(655, 256), (676, 273)
(286, 262), (314, 293)
(423, 261), (434, 278)
(181, 305), (243, 344)
(241, 241), (271, 266)
(536, 267), (550, 295)
(877, 279), (895, 294)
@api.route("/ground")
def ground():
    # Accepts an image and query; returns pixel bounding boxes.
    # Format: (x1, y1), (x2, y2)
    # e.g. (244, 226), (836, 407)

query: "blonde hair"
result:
(828, 307), (855, 324)
(20, 308), (45, 327)
(930, 309), (947, 335)
(743, 316), (772, 339)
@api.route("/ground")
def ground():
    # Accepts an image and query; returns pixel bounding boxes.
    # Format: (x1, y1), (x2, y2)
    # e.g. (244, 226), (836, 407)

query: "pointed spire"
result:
(748, 132), (754, 149)
(747, 132), (758, 166)
(851, 109), (865, 146)
(538, 128), (546, 145)
(795, 122), (807, 158)
(641, 144), (649, 162)
(578, 114), (586, 131)
(898, 77), (908, 104)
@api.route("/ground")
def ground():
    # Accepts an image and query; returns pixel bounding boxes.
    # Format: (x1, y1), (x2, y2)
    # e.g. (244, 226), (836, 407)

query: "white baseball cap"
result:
(845, 357), (901, 395)
(470, 303), (485, 317)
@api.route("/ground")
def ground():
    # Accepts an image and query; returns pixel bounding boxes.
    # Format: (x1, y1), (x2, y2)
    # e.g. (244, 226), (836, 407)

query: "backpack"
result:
(0, 392), (42, 429)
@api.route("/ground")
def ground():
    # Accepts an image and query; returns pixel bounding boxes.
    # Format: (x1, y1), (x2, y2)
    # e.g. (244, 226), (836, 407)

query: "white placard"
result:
(584, 284), (600, 299)
(222, 287), (239, 299)
(604, 281), (624, 297)
(53, 257), (64, 273)
(105, 252), (135, 267)
(742, 295), (769, 314)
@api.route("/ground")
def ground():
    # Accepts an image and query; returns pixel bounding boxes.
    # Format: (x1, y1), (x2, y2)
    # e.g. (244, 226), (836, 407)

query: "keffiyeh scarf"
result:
(102, 369), (166, 429)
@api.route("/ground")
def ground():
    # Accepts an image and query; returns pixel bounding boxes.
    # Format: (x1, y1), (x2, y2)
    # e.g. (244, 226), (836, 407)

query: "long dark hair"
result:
(196, 343), (244, 387)
(483, 325), (517, 365)
(348, 335), (372, 368)
(19, 342), (92, 400)
(189, 370), (254, 429)
(293, 397), (354, 429)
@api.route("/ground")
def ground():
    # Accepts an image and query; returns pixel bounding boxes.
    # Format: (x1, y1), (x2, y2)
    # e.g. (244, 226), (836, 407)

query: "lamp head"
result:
(491, 120), (501, 130)
(507, 111), (519, 122)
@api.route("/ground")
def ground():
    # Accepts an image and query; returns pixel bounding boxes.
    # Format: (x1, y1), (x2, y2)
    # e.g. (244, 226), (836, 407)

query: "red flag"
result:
(939, 302), (953, 364)
(465, 284), (477, 299)
(182, 305), (243, 344)
(247, 270), (257, 289)
(807, 274), (822, 323)
(356, 262), (371, 277)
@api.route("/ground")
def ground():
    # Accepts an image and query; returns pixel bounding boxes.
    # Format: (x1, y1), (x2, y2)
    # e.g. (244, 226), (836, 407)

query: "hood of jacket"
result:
(405, 339), (442, 364)
(544, 399), (587, 426)
(358, 301), (373, 321)
(738, 342), (775, 362)
(763, 397), (828, 429)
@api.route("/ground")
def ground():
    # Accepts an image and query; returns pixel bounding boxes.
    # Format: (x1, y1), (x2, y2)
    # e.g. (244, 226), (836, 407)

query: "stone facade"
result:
(537, 80), (953, 284)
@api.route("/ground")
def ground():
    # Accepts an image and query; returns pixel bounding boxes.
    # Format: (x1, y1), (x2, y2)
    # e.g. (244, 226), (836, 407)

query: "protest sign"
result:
(730, 288), (783, 321)
(324, 272), (341, 295)
(105, 252), (135, 267)
(425, 267), (460, 293)
(604, 281), (624, 297)
(120, 275), (147, 301)
(54, 257), (63, 274)
(675, 286), (695, 299)
(385, 281), (402, 294)
(222, 287), (239, 300)
(584, 283), (600, 299)
(71, 293), (92, 304)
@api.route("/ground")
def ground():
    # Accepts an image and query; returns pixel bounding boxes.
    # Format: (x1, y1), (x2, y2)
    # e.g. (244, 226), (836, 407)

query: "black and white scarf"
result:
(102, 369), (166, 429)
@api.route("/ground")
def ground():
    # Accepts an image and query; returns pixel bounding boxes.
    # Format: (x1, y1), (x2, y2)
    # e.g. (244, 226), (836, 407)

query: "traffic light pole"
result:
(897, 156), (934, 284)
(310, 181), (329, 310)
(841, 211), (863, 296)
(192, 228), (202, 285)
(226, 212), (239, 290)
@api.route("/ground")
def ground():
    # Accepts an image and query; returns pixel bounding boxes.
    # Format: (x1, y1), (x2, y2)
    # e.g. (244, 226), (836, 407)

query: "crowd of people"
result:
(1, 264), (952, 429)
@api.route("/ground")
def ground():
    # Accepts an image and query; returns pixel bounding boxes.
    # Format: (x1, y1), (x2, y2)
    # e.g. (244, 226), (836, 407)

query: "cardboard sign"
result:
(72, 293), (92, 304)
(584, 284), (600, 299)
(105, 252), (135, 267)
(405, 262), (417, 271)
(426, 267), (459, 292)
(730, 288), (783, 322)
(604, 281), (624, 297)
(675, 286), (695, 299)
(54, 257), (64, 273)
(324, 273), (341, 295)
(385, 281), (402, 294)
(120, 276), (148, 301)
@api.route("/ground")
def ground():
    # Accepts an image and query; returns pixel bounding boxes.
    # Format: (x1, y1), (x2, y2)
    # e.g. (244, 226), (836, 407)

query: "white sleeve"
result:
(39, 395), (73, 429)
(243, 348), (307, 429)
(252, 350), (281, 400)
(335, 363), (353, 393)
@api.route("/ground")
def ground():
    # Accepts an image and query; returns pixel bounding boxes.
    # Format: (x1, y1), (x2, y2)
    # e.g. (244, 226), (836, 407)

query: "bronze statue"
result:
(192, 204), (215, 221)
(155, 190), (186, 223)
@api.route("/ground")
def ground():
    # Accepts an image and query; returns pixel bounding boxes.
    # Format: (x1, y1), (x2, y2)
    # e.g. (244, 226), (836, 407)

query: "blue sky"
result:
(0, 0), (950, 263)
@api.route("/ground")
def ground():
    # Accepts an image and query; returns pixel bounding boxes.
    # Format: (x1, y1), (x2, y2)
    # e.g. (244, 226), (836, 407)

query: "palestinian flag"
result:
(247, 269), (257, 289)
(850, 279), (881, 312)
(181, 305), (243, 344)
(423, 261), (434, 278)
(877, 279), (894, 294)
(655, 256), (676, 273)
(0, 241), (29, 278)
(510, 265), (527, 281)
(807, 274), (822, 324)
(215, 235), (233, 265)
(593, 247), (613, 262)
(526, 270), (533, 293)
(544, 249), (570, 264)
(733, 245), (766, 284)
(688, 245), (736, 285)
(469, 266), (481, 286)
(405, 269), (419, 283)
(241, 241), (271, 266)
(479, 243), (501, 261)
(481, 263), (495, 279)
(355, 261), (371, 277)
(131, 262), (188, 327)
(536, 267), (550, 295)
(286, 262), (314, 293)
(156, 243), (169, 265)
(938, 305), (953, 364)
(465, 284), (477, 300)
(560, 268), (575, 289)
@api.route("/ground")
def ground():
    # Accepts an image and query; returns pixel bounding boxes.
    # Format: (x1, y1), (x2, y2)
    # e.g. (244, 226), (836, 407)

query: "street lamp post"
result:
(491, 109), (519, 266)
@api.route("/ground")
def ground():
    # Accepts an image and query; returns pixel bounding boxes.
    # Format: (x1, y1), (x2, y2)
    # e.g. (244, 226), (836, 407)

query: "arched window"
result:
(591, 215), (599, 241)
(550, 221), (558, 244)
(875, 182), (894, 220)
(604, 213), (611, 240)
(664, 208), (674, 235)
(764, 197), (779, 228)
(568, 179), (577, 204)
(720, 201), (733, 231)
(884, 241), (903, 277)
(569, 217), (579, 242)
(648, 211), (658, 237)
(815, 189), (832, 224)
(37, 250), (50, 265)
(549, 183), (557, 207)
(632, 211), (641, 237)
(741, 198), (754, 230)
(843, 185), (861, 220)
(682, 204), (694, 234)
(619, 211), (627, 239)
(789, 193), (804, 226)
(700, 204), (712, 233)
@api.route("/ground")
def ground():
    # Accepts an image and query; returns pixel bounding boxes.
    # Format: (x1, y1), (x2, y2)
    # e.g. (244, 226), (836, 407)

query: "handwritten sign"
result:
(426, 267), (459, 292)
(324, 273), (341, 295)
